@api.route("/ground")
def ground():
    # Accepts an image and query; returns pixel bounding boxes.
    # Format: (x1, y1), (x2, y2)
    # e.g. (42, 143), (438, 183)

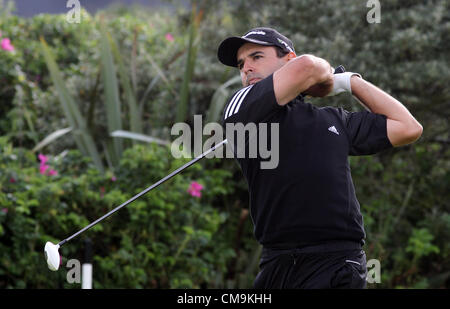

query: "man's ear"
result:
(287, 52), (296, 61)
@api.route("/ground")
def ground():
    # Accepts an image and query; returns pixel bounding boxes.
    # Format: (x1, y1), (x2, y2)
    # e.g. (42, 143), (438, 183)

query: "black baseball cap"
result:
(217, 27), (295, 67)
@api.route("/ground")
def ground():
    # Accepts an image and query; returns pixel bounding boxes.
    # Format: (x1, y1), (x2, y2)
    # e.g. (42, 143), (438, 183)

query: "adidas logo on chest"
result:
(328, 126), (339, 135)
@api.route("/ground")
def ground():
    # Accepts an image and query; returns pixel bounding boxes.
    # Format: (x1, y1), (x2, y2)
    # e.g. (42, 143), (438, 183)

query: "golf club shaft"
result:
(58, 139), (228, 247)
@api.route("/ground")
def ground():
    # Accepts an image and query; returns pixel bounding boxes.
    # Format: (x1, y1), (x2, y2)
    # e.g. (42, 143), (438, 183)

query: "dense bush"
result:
(0, 3), (256, 289)
(0, 136), (240, 288)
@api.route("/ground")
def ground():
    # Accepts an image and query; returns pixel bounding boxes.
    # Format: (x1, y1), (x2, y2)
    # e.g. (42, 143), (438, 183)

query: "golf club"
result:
(44, 65), (346, 271)
(44, 139), (228, 271)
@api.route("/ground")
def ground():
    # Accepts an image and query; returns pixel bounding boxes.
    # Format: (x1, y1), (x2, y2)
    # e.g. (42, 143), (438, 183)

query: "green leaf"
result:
(110, 130), (169, 146)
(32, 127), (73, 152)
(144, 53), (178, 98)
(138, 75), (160, 111)
(40, 37), (104, 173)
(176, 5), (203, 123)
(99, 19), (123, 165)
(108, 30), (143, 137)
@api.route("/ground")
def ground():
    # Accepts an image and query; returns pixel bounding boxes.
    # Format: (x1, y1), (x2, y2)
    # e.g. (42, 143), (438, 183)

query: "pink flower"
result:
(165, 33), (174, 42)
(38, 154), (48, 165)
(1, 38), (14, 52)
(187, 181), (203, 198)
(111, 176), (117, 182)
(48, 169), (58, 176)
(9, 178), (16, 183)
(40, 164), (49, 175)
(1, 208), (8, 214)
(38, 154), (57, 176)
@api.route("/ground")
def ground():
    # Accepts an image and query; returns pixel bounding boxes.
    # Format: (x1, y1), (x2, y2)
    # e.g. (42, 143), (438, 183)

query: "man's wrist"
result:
(328, 72), (362, 96)
(350, 74), (363, 91)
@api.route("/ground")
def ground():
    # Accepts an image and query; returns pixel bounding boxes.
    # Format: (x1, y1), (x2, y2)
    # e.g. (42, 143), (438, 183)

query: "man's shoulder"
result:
(223, 84), (255, 121)
(228, 84), (255, 102)
(222, 74), (278, 123)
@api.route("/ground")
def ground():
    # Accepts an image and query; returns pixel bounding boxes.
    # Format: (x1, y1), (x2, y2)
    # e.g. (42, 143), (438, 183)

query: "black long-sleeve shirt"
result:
(222, 74), (392, 249)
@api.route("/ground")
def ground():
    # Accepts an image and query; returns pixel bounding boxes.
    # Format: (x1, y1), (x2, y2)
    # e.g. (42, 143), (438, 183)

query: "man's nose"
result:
(243, 61), (254, 74)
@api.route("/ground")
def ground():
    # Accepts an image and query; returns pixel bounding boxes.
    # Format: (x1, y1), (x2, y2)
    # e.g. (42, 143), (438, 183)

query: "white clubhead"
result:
(44, 242), (60, 271)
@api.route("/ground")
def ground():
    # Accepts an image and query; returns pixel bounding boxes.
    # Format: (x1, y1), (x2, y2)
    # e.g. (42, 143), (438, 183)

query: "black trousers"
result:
(254, 242), (367, 289)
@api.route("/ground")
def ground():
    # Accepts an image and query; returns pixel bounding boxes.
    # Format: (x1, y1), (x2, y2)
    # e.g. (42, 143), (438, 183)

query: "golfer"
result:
(217, 27), (423, 288)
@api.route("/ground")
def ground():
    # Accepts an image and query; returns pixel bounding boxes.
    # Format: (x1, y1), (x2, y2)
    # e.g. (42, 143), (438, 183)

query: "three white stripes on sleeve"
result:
(224, 85), (254, 120)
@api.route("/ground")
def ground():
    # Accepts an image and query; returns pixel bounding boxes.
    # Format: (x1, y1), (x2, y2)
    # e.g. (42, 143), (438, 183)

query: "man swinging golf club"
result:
(217, 27), (423, 288)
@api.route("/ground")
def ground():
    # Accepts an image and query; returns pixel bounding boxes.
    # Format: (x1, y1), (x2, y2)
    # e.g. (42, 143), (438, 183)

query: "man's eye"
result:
(254, 55), (261, 60)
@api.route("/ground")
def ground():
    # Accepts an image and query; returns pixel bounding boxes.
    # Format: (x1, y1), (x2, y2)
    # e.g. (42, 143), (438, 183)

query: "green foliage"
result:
(0, 137), (236, 288)
(176, 3), (203, 123)
(40, 37), (105, 172)
(406, 228), (440, 261)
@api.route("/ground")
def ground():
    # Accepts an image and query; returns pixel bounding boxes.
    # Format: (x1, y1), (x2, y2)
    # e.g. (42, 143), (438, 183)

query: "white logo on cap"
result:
(242, 31), (266, 38)
(277, 38), (294, 52)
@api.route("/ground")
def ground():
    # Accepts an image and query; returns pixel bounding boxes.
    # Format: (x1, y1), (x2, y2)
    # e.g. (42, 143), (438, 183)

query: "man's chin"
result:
(248, 78), (261, 85)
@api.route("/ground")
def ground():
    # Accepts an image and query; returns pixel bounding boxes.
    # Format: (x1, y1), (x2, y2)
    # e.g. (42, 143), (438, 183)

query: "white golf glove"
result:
(328, 72), (362, 96)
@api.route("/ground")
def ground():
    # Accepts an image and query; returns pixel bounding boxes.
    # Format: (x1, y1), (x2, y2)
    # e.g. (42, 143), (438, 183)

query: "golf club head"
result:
(44, 242), (60, 271)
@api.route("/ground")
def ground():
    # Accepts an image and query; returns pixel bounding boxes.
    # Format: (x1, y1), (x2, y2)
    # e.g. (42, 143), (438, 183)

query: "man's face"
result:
(237, 43), (290, 87)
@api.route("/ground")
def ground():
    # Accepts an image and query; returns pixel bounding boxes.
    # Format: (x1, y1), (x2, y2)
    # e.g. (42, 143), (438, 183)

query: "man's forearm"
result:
(351, 76), (412, 121)
(351, 76), (423, 146)
(274, 54), (333, 105)
(310, 55), (333, 84)
(300, 55), (333, 97)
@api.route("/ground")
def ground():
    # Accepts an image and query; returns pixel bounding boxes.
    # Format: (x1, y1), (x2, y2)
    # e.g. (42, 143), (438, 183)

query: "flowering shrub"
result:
(0, 137), (237, 288)
(0, 7), (258, 289)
